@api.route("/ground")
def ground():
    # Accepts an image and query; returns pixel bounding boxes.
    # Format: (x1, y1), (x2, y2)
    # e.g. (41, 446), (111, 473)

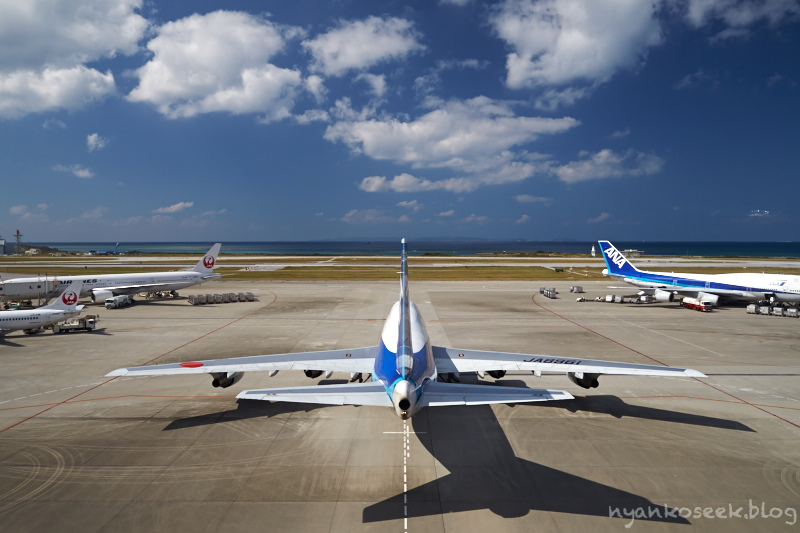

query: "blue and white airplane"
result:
(599, 240), (800, 305)
(108, 239), (704, 419)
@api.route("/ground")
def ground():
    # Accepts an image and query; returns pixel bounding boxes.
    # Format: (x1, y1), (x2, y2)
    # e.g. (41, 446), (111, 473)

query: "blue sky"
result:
(1, 0), (799, 243)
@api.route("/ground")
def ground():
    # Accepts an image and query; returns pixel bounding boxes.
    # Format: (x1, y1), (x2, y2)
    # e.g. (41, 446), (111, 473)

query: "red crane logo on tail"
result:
(203, 256), (215, 269)
(62, 291), (78, 306)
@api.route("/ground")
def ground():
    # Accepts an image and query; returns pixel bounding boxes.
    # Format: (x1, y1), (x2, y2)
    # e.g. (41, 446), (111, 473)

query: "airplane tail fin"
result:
(43, 280), (83, 311)
(193, 243), (222, 273)
(598, 241), (641, 276)
(398, 239), (412, 376)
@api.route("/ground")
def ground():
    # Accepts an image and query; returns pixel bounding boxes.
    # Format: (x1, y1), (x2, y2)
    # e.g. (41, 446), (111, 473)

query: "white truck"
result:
(52, 315), (99, 333)
(105, 295), (132, 309)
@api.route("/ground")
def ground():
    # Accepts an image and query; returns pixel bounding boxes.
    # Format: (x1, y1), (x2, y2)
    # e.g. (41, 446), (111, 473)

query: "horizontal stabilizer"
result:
(418, 382), (573, 407)
(237, 382), (392, 407)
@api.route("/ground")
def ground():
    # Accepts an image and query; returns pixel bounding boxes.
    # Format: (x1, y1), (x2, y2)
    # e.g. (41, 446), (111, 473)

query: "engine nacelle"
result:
(697, 292), (719, 306)
(211, 372), (243, 388)
(91, 289), (113, 303)
(304, 370), (324, 379)
(568, 372), (600, 389)
(653, 289), (674, 303)
(487, 370), (506, 379)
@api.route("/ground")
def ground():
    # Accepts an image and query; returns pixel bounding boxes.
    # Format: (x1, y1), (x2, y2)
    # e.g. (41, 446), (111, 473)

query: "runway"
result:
(1, 280), (799, 531)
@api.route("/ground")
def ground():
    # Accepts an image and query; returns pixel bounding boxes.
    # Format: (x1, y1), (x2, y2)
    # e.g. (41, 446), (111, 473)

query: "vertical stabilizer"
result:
(598, 241), (641, 276)
(44, 280), (83, 311)
(397, 239), (413, 377)
(193, 243), (222, 273)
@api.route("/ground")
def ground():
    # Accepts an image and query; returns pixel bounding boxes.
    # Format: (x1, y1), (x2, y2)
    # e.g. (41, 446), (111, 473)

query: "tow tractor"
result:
(50, 315), (100, 333)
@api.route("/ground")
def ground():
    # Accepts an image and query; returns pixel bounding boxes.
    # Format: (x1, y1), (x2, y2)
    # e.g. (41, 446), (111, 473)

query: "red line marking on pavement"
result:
(532, 294), (800, 429)
(0, 291), (278, 435)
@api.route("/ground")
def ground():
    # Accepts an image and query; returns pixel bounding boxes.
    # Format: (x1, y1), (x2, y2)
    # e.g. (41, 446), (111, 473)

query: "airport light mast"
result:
(14, 229), (22, 255)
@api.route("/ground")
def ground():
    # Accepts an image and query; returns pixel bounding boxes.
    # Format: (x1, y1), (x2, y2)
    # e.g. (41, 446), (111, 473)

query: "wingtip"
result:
(106, 369), (127, 377)
(685, 369), (706, 378)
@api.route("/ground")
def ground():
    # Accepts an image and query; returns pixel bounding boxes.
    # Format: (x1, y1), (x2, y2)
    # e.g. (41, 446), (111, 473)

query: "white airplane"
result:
(0, 280), (84, 336)
(108, 239), (704, 419)
(599, 240), (800, 305)
(0, 244), (221, 303)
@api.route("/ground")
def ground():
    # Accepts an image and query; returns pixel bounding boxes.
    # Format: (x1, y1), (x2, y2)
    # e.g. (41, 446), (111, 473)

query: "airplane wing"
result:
(237, 382), (392, 407)
(106, 346), (378, 377)
(418, 382), (573, 406)
(98, 283), (174, 296)
(432, 346), (705, 377)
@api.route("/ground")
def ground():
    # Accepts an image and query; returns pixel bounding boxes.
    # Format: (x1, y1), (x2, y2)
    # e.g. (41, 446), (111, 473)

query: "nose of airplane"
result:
(392, 379), (417, 419)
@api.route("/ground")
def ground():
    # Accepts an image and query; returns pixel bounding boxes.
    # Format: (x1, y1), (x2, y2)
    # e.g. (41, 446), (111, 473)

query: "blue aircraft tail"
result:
(397, 239), (412, 377)
(598, 241), (641, 276)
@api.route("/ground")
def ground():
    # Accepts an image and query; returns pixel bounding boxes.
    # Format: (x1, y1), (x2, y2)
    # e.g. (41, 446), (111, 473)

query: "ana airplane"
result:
(108, 239), (704, 419)
(0, 244), (221, 304)
(599, 240), (800, 305)
(0, 280), (84, 336)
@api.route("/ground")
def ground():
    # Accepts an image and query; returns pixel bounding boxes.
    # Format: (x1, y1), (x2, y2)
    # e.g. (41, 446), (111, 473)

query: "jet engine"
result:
(304, 370), (324, 379)
(91, 289), (113, 303)
(653, 289), (674, 303)
(211, 372), (243, 388)
(568, 372), (600, 389)
(487, 370), (506, 379)
(697, 292), (719, 306)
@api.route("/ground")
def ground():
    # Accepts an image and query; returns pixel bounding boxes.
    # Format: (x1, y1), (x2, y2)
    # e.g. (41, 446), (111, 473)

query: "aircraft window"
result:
(397, 353), (414, 377)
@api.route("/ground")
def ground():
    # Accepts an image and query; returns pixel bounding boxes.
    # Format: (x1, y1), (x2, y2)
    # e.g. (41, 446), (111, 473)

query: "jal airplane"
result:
(599, 240), (800, 305)
(0, 280), (83, 336)
(108, 239), (704, 419)
(0, 244), (221, 304)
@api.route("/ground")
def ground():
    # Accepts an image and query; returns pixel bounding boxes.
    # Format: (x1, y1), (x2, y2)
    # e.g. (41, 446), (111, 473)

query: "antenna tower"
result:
(14, 229), (22, 255)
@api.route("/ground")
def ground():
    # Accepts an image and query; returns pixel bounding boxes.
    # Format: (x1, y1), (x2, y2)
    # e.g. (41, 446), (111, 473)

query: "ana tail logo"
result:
(203, 256), (215, 269)
(604, 245), (627, 269)
(62, 291), (78, 306)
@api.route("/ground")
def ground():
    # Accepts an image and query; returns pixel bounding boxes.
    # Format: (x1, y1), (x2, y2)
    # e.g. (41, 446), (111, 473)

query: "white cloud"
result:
(10, 205), (26, 215)
(87, 133), (109, 152)
(437, 210), (455, 217)
(674, 68), (718, 90)
(128, 11), (302, 121)
(0, 66), (115, 118)
(515, 214), (530, 224)
(154, 201), (194, 214)
(491, 0), (662, 105)
(202, 209), (227, 216)
(356, 73), (387, 97)
(340, 209), (410, 224)
(305, 75), (327, 103)
(303, 16), (424, 77)
(587, 212), (610, 223)
(80, 206), (107, 219)
(684, 0), (800, 40)
(552, 149), (663, 184)
(0, 0), (147, 118)
(54, 163), (94, 178)
(397, 199), (422, 212)
(515, 194), (552, 204)
(330, 96), (578, 193)
(610, 128), (631, 139)
(42, 118), (66, 129)
(295, 109), (330, 124)
(464, 213), (489, 223)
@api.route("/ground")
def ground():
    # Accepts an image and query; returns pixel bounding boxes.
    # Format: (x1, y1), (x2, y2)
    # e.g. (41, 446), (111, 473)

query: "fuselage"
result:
(372, 301), (435, 418)
(0, 271), (220, 301)
(0, 308), (80, 333)
(606, 269), (800, 302)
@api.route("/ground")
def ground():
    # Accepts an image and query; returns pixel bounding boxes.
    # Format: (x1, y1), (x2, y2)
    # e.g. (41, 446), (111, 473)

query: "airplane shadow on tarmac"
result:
(357, 403), (694, 525)
(162, 389), (755, 526)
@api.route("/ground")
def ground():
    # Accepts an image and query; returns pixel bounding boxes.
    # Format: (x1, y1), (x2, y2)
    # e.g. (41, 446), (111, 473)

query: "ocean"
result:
(28, 241), (800, 258)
